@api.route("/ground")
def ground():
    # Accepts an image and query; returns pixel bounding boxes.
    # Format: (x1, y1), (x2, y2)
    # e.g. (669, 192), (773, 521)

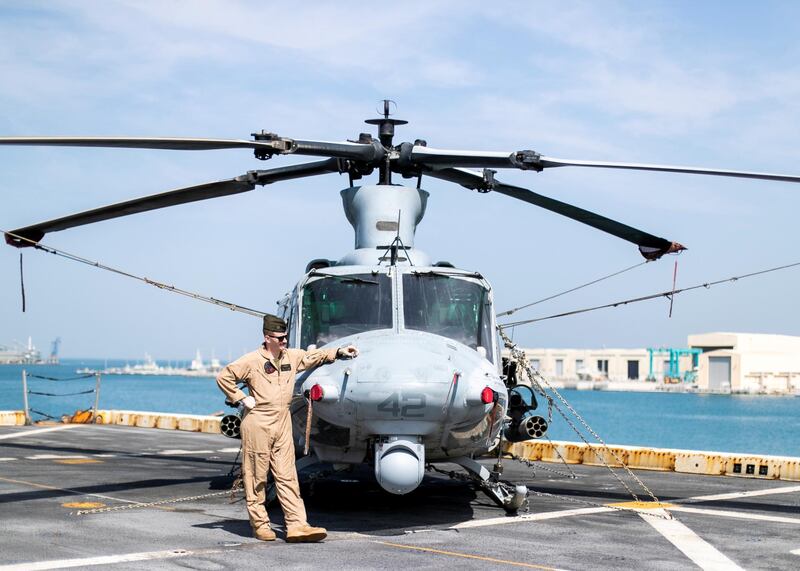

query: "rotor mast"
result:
(365, 100), (407, 185)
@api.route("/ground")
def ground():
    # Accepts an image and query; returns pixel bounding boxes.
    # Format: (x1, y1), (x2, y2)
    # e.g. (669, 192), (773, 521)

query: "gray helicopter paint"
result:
(275, 184), (508, 494)
(297, 329), (503, 437)
(338, 185), (431, 266)
(271, 186), (521, 500)
(284, 267), (506, 492)
(291, 325), (506, 485)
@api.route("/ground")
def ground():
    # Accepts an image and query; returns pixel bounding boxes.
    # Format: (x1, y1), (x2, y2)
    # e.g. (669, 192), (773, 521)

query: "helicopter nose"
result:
(351, 335), (455, 384)
(338, 333), (501, 429)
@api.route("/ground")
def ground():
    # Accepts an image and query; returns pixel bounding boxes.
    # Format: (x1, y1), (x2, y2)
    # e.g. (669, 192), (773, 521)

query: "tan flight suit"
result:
(216, 346), (338, 531)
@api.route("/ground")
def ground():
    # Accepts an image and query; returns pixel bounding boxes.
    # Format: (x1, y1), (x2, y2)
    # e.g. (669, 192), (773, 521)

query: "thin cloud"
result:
(68, 0), (484, 89)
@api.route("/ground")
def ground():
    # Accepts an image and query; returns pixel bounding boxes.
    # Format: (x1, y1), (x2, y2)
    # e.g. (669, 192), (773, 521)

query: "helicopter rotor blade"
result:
(0, 136), (279, 152)
(0, 136), (383, 162)
(535, 156), (800, 184)
(411, 146), (800, 183)
(5, 158), (343, 248)
(426, 167), (684, 260)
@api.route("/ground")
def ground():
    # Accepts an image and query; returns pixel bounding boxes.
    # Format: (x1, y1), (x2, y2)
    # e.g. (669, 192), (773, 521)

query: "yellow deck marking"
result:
(62, 502), (106, 509)
(0, 476), (141, 506)
(378, 541), (566, 570)
(608, 501), (675, 509)
(54, 459), (103, 465)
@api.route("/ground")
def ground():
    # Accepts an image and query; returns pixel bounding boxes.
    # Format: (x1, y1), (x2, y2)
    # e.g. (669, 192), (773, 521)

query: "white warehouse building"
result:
(516, 348), (694, 383)
(688, 332), (800, 394)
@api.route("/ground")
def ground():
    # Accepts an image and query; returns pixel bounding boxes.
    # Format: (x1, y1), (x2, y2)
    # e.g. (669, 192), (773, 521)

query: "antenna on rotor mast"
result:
(366, 99), (407, 185)
(384, 209), (413, 267)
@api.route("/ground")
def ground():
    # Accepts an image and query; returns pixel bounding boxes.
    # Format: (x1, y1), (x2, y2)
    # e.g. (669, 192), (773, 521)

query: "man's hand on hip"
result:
(240, 396), (256, 410)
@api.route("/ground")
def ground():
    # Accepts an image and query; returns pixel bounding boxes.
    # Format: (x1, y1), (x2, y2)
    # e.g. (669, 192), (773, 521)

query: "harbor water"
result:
(1, 359), (798, 457)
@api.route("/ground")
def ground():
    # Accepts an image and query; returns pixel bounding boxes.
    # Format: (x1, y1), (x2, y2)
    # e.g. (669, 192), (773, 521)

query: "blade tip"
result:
(5, 230), (44, 248)
(639, 242), (687, 261)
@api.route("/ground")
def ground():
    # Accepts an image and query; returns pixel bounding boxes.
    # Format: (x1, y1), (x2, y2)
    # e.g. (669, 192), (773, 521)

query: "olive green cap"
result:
(262, 314), (288, 334)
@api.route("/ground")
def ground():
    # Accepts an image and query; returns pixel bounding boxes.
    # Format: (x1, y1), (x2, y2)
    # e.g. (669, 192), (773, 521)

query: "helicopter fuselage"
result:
(279, 262), (507, 494)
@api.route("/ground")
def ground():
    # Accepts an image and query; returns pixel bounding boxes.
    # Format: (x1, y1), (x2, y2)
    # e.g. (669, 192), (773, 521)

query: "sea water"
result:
(0, 359), (224, 418)
(1, 359), (798, 457)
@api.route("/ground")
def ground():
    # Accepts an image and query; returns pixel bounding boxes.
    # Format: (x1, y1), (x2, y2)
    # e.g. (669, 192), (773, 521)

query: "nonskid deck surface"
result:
(0, 424), (798, 570)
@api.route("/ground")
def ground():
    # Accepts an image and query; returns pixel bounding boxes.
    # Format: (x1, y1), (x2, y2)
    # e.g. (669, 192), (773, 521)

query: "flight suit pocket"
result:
(240, 413), (272, 453)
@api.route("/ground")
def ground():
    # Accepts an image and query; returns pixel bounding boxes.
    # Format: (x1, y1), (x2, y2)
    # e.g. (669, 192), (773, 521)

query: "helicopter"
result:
(4, 101), (800, 512)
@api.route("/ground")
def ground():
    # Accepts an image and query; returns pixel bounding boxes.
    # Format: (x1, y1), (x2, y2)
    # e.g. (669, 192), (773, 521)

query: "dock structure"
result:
(0, 337), (42, 365)
(506, 440), (800, 482)
(1, 416), (799, 569)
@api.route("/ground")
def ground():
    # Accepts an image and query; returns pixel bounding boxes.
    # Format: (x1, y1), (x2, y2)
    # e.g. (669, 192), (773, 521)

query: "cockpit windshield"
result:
(402, 273), (495, 362)
(300, 273), (392, 348)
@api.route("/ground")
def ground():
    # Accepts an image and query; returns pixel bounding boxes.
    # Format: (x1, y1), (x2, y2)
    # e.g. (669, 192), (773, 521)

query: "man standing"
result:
(216, 314), (358, 543)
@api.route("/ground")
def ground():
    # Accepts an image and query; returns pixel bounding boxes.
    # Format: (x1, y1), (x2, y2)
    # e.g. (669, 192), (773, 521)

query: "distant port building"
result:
(516, 332), (800, 394)
(0, 339), (42, 365)
(689, 332), (800, 394)
(0, 337), (59, 365)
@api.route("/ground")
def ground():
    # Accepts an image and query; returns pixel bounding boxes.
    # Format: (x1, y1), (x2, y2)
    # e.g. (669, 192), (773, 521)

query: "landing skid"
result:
(451, 456), (528, 514)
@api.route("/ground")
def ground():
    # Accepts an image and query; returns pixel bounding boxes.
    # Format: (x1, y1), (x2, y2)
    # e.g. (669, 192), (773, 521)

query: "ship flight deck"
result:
(1, 423), (799, 570)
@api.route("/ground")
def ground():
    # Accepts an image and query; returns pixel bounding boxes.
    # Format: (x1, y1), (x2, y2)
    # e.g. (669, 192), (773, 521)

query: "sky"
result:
(1, 0), (799, 360)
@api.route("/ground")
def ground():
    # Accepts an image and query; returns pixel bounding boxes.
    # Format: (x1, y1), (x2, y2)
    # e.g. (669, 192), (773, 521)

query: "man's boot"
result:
(286, 523), (327, 543)
(253, 525), (277, 541)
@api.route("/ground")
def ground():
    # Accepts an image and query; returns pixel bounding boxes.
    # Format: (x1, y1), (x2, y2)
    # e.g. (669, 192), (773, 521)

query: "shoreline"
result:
(547, 379), (799, 396)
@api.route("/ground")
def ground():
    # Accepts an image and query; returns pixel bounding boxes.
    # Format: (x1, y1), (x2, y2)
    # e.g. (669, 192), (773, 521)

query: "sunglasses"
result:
(266, 333), (288, 342)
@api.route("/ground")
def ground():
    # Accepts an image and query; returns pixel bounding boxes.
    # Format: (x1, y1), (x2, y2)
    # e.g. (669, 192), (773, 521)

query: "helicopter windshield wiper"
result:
(410, 270), (482, 279)
(309, 272), (379, 285)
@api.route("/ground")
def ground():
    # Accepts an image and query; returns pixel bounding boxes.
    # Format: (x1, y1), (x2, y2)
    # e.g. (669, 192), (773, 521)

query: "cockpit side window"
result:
(402, 274), (495, 363)
(284, 288), (297, 345)
(300, 273), (392, 348)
